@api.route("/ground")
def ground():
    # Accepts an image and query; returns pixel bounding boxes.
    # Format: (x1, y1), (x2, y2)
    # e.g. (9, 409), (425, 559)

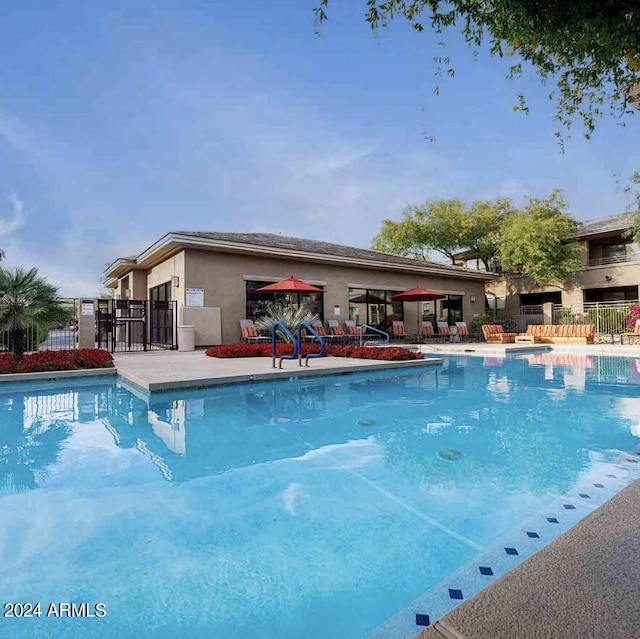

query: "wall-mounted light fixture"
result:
(604, 275), (612, 282)
(171, 276), (180, 288)
(470, 295), (476, 303)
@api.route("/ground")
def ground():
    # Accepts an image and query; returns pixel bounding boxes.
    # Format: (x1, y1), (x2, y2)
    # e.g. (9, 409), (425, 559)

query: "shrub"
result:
(205, 343), (422, 361)
(629, 305), (640, 329)
(0, 349), (114, 374)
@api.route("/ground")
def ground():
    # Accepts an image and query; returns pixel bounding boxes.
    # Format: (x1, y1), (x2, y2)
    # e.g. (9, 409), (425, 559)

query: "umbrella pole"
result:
(416, 301), (420, 340)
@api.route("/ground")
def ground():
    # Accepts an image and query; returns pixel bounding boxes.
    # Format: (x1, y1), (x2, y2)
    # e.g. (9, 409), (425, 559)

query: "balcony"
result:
(587, 251), (640, 267)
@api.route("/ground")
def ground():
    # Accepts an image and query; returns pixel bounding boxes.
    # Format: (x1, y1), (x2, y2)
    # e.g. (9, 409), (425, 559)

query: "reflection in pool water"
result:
(0, 355), (639, 639)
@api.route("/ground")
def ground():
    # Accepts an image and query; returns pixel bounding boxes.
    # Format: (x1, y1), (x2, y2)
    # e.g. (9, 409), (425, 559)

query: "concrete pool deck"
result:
(417, 477), (640, 639)
(113, 349), (443, 392)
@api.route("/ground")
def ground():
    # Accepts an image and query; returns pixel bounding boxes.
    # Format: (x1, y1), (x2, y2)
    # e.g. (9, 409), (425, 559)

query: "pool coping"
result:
(115, 356), (443, 393)
(0, 367), (116, 384)
(416, 475), (640, 639)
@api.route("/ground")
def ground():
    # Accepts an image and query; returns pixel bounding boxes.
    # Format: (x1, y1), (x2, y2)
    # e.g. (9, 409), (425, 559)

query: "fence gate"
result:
(95, 299), (177, 353)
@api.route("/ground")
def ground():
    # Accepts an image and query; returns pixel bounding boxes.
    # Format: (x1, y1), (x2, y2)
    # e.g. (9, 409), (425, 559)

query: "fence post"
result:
(542, 302), (553, 326)
(77, 299), (96, 349)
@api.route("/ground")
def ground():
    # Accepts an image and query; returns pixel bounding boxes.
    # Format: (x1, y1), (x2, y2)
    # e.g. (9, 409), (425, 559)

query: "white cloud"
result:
(0, 193), (26, 237)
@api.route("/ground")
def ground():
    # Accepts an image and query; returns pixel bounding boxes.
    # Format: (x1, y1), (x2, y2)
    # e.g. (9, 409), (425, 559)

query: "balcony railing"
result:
(587, 252), (640, 267)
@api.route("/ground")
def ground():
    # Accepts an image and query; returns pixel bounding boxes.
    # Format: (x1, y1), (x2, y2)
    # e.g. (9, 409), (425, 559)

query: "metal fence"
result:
(553, 301), (640, 339)
(491, 301), (640, 341)
(0, 327), (77, 354)
(495, 306), (545, 333)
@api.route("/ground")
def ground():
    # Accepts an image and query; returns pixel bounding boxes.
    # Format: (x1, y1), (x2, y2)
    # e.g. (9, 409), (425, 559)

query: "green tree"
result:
(498, 190), (581, 286)
(622, 170), (640, 244)
(467, 198), (511, 269)
(313, 1), (640, 137)
(372, 198), (506, 266)
(0, 267), (72, 358)
(373, 199), (471, 264)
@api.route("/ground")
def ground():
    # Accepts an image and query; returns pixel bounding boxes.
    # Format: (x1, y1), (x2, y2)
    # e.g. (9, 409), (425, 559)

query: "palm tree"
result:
(0, 267), (72, 358)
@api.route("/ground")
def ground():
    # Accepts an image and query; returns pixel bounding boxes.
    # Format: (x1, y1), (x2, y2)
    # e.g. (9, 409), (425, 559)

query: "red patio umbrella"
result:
(256, 276), (324, 293)
(391, 286), (446, 335)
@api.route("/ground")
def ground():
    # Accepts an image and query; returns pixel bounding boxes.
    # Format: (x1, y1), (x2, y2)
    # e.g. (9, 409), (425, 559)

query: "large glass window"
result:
(245, 281), (324, 320)
(150, 281), (171, 303)
(426, 295), (464, 327)
(348, 289), (403, 330)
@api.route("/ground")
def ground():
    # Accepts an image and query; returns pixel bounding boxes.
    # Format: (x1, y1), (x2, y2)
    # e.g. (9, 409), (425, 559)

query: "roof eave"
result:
(135, 233), (497, 281)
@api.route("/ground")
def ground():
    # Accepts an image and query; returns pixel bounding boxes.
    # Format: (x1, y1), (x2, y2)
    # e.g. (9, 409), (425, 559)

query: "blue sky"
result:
(0, 0), (638, 296)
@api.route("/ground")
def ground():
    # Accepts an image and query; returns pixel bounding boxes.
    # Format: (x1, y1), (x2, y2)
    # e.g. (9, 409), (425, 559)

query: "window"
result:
(245, 281), (324, 320)
(437, 295), (463, 325)
(348, 289), (403, 330)
(149, 281), (171, 303)
(519, 292), (561, 306)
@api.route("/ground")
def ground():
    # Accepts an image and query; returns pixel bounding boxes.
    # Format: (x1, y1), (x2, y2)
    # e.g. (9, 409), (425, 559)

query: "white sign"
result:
(186, 288), (204, 307)
(333, 305), (341, 316)
(81, 302), (94, 316)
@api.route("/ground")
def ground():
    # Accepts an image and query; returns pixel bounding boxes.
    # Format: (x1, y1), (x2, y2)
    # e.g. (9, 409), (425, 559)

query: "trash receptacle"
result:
(178, 325), (196, 352)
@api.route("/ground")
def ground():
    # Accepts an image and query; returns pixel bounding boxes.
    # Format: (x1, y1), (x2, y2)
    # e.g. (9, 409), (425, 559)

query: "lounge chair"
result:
(310, 320), (341, 342)
(327, 320), (349, 343)
(345, 320), (360, 341)
(481, 324), (517, 344)
(437, 322), (455, 342)
(239, 319), (270, 343)
(391, 321), (418, 342)
(421, 321), (438, 342)
(455, 321), (472, 342)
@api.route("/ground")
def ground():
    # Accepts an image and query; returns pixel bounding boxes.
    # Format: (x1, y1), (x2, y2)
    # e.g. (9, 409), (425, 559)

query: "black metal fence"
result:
(95, 298), (177, 353)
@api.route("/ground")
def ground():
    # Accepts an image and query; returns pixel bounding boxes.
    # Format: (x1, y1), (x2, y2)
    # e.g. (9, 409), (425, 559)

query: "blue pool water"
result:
(1, 354), (640, 639)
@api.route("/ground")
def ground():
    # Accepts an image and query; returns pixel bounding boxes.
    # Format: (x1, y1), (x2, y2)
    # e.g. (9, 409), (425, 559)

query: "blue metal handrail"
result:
(359, 324), (390, 346)
(272, 321), (298, 369)
(296, 322), (326, 367)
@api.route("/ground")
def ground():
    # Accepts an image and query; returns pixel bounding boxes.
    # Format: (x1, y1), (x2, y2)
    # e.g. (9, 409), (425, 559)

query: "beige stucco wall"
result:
(182, 249), (488, 344)
(147, 250), (186, 308)
(130, 271), (148, 299)
(488, 256), (640, 313)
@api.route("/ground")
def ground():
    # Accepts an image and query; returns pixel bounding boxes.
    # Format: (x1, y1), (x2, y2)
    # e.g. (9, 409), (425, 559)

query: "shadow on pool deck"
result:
(417, 477), (640, 639)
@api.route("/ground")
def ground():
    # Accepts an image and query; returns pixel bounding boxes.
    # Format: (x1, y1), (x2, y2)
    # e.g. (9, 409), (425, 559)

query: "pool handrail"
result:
(272, 321), (298, 369)
(296, 322), (326, 366)
(359, 324), (390, 346)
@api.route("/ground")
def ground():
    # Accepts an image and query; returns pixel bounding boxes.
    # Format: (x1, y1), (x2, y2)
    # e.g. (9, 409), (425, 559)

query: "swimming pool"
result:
(1, 354), (639, 638)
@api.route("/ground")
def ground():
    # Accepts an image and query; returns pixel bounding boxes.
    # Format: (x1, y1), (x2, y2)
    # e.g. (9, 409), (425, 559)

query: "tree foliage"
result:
(253, 301), (319, 341)
(371, 198), (507, 266)
(498, 190), (581, 286)
(622, 170), (640, 245)
(0, 267), (72, 358)
(313, 1), (640, 137)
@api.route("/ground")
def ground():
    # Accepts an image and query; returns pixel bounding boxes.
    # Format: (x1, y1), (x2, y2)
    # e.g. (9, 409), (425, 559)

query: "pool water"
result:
(1, 354), (639, 639)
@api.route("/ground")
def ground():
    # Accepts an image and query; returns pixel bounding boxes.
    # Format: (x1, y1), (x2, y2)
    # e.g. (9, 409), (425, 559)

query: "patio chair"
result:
(437, 322), (455, 342)
(391, 321), (418, 342)
(455, 321), (472, 342)
(327, 320), (349, 343)
(239, 319), (270, 343)
(421, 321), (439, 342)
(345, 320), (360, 342)
(310, 320), (340, 342)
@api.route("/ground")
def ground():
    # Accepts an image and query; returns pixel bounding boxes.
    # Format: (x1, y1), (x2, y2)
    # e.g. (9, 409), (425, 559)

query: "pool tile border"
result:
(365, 450), (640, 639)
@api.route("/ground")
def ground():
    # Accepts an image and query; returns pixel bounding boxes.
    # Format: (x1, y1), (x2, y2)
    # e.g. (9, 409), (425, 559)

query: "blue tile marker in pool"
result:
(2, 355), (640, 639)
